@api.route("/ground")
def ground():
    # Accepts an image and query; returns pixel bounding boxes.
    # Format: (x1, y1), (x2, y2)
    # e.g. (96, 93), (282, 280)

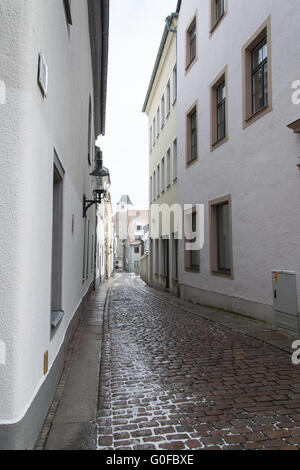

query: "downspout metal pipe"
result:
(165, 12), (179, 100)
(165, 12), (178, 34)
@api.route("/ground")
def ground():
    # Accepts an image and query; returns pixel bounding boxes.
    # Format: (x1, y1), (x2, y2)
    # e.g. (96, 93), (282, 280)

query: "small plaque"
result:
(0, 80), (6, 105)
(38, 53), (48, 98)
(0, 341), (6, 365)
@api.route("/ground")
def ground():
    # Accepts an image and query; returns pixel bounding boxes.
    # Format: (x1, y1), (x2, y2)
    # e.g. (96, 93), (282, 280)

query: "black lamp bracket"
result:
(83, 192), (106, 218)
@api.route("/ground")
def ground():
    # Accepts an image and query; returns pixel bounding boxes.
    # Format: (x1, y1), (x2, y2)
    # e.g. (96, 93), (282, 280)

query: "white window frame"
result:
(173, 138), (177, 181)
(161, 157), (165, 193)
(173, 64), (177, 103)
(166, 80), (171, 117)
(167, 149), (171, 188)
(161, 95), (165, 128)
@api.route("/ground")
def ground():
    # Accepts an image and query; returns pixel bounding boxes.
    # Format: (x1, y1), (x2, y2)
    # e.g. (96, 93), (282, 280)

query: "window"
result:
(209, 195), (233, 278)
(153, 171), (156, 201)
(88, 97), (92, 166)
(157, 108), (160, 137)
(173, 138), (178, 181)
(155, 239), (159, 275)
(186, 102), (198, 165)
(153, 118), (156, 146)
(157, 164), (160, 197)
(172, 234), (179, 281)
(216, 0), (224, 21)
(137, 225), (142, 231)
(91, 235), (94, 275)
(134, 247), (140, 254)
(150, 176), (152, 203)
(173, 64), (177, 103)
(210, 0), (227, 34)
(86, 220), (90, 280)
(167, 149), (171, 187)
(161, 157), (165, 193)
(252, 38), (268, 115)
(184, 209), (200, 273)
(166, 80), (171, 116)
(242, 16), (272, 128)
(51, 153), (65, 333)
(63, 0), (72, 25)
(161, 95), (165, 128)
(186, 14), (197, 71)
(150, 126), (152, 153)
(210, 66), (228, 149)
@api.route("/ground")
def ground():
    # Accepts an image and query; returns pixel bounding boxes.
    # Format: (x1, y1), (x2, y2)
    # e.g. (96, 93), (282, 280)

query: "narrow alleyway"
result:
(97, 274), (300, 451)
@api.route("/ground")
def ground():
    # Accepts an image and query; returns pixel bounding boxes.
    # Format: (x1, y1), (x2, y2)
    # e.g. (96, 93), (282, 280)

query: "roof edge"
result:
(88, 0), (109, 137)
(142, 2), (181, 114)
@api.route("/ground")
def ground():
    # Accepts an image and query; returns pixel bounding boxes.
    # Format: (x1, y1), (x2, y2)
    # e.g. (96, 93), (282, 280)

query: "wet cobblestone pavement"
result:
(97, 274), (300, 450)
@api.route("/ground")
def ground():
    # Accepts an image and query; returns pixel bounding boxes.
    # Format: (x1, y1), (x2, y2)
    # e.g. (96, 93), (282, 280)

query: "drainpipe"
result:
(165, 12), (179, 100)
(165, 12), (178, 34)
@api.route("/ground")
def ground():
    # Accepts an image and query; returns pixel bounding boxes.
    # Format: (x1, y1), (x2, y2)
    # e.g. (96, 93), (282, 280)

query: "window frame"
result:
(173, 63), (177, 104)
(173, 138), (178, 182)
(166, 148), (171, 188)
(185, 12), (198, 73)
(149, 126), (153, 153)
(184, 207), (200, 273)
(210, 0), (227, 35)
(242, 16), (272, 128)
(161, 157), (165, 193)
(251, 37), (268, 116)
(157, 164), (160, 198)
(210, 66), (228, 150)
(186, 101), (198, 167)
(166, 80), (171, 117)
(161, 95), (165, 128)
(209, 195), (234, 279)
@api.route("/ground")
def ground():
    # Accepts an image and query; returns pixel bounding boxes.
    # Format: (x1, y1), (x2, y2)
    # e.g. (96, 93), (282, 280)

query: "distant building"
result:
(113, 196), (148, 274)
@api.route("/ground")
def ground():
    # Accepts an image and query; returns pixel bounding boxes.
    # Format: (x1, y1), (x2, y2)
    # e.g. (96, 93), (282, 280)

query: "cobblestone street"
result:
(97, 274), (300, 451)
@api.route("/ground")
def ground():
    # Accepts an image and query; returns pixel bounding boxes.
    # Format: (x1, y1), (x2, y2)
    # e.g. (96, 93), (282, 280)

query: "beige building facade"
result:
(143, 9), (180, 296)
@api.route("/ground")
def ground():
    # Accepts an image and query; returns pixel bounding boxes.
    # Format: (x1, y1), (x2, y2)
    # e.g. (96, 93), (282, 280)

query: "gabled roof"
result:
(117, 195), (133, 205)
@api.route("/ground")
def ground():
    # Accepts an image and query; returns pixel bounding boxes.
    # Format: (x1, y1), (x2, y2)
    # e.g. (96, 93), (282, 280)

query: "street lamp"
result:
(83, 147), (110, 218)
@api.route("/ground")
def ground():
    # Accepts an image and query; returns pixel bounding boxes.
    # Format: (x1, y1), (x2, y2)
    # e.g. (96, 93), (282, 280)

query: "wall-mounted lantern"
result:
(83, 147), (110, 218)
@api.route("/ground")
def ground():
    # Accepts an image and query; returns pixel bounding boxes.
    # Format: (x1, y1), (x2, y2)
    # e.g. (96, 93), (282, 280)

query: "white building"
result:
(177, 0), (300, 328)
(0, 0), (109, 449)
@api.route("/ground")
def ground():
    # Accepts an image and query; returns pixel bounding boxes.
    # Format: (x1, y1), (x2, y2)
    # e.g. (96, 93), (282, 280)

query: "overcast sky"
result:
(97, 0), (177, 209)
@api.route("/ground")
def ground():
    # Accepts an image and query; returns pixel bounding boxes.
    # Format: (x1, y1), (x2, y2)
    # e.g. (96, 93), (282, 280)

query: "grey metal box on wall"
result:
(272, 271), (299, 333)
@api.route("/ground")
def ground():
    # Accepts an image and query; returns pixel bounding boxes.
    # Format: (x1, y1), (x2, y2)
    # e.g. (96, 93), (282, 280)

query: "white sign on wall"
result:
(0, 341), (6, 365)
(0, 80), (6, 105)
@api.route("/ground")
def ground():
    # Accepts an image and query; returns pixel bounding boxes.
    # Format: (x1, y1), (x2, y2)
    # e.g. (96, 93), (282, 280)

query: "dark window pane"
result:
(217, 203), (230, 273)
(216, 82), (226, 141)
(190, 110), (197, 160)
(189, 23), (196, 62)
(251, 37), (268, 114)
(216, 0), (224, 21)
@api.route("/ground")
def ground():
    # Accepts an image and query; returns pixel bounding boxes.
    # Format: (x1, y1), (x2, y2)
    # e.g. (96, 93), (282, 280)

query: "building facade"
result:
(176, 0), (300, 327)
(113, 196), (148, 274)
(0, 0), (109, 449)
(104, 192), (114, 280)
(143, 9), (180, 296)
